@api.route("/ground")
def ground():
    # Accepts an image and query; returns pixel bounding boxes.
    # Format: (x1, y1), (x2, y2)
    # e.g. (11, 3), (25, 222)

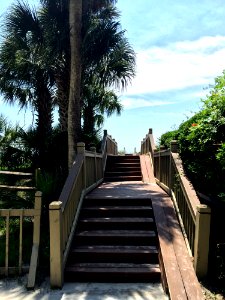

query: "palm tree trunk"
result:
(68, 0), (82, 169)
(35, 76), (53, 169)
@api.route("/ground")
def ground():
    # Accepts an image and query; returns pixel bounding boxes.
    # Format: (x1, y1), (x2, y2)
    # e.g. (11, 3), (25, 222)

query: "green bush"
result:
(159, 72), (225, 199)
(160, 129), (179, 149)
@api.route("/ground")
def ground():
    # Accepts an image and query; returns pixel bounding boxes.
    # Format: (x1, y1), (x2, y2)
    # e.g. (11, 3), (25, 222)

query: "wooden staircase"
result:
(65, 196), (161, 282)
(104, 155), (142, 181)
(65, 155), (161, 283)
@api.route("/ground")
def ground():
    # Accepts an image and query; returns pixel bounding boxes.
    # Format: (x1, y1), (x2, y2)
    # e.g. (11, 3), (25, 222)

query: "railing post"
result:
(171, 140), (179, 153)
(35, 168), (41, 187)
(170, 140), (178, 192)
(159, 146), (165, 183)
(112, 139), (115, 155)
(49, 201), (63, 288)
(90, 146), (97, 181)
(77, 142), (86, 189)
(194, 204), (211, 278)
(27, 191), (42, 289)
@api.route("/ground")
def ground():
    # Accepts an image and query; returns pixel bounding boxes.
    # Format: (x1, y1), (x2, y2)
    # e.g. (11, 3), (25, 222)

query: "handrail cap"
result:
(49, 201), (62, 210)
(196, 204), (211, 213)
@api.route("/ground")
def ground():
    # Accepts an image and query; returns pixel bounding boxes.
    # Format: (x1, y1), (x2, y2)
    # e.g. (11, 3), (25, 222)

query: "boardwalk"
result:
(85, 180), (204, 300)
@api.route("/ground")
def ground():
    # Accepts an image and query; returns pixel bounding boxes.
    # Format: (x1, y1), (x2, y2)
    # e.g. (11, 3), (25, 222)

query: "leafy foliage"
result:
(160, 72), (225, 199)
(159, 129), (179, 149)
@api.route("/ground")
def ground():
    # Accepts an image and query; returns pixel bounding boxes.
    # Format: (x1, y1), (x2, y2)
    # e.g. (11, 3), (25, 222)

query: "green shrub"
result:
(159, 72), (225, 199)
(160, 129), (179, 149)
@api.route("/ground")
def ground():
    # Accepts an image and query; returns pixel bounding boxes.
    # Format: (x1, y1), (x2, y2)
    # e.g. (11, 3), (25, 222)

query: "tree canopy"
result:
(0, 0), (136, 170)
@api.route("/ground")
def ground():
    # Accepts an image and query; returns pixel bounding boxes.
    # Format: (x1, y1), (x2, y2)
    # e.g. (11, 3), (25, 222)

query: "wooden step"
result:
(80, 206), (153, 218)
(83, 198), (152, 207)
(104, 176), (142, 182)
(75, 230), (157, 245)
(107, 156), (140, 162)
(106, 163), (141, 168)
(78, 217), (155, 230)
(105, 171), (142, 177)
(106, 166), (141, 172)
(65, 262), (161, 282)
(68, 245), (159, 263)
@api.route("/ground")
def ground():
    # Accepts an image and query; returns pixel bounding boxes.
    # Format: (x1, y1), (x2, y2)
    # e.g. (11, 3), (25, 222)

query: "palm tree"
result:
(0, 0), (134, 170)
(82, 84), (122, 146)
(68, 0), (82, 168)
(81, 5), (135, 144)
(0, 1), (54, 168)
(68, 0), (119, 168)
(39, 0), (70, 133)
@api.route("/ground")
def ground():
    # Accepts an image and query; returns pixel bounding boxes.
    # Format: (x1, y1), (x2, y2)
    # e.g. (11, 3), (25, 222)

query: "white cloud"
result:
(125, 35), (225, 95)
(121, 98), (175, 109)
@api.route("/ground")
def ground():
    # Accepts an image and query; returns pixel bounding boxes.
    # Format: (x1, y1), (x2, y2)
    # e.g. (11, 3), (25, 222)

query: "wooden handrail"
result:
(59, 153), (84, 210)
(141, 130), (211, 279)
(141, 128), (156, 171)
(49, 131), (117, 288)
(171, 152), (200, 218)
(0, 170), (35, 191)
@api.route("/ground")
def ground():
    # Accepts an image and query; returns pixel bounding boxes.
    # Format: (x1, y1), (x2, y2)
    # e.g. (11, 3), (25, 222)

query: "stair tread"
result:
(77, 230), (156, 237)
(66, 262), (160, 271)
(82, 206), (152, 210)
(72, 245), (158, 253)
(80, 217), (154, 223)
(104, 176), (142, 179)
(107, 163), (140, 166)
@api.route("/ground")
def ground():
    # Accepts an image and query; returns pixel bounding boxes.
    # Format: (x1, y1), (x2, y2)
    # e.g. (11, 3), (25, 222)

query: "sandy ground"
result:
(0, 276), (169, 300)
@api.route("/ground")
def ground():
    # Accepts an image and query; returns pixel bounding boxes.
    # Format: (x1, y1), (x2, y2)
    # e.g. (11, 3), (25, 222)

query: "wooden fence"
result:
(141, 129), (211, 278)
(0, 191), (42, 289)
(49, 132), (117, 288)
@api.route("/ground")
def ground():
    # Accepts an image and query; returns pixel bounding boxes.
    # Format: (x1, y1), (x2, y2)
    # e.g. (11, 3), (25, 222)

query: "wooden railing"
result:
(0, 191), (42, 289)
(0, 170), (36, 191)
(141, 129), (211, 278)
(49, 132), (117, 288)
(141, 128), (156, 171)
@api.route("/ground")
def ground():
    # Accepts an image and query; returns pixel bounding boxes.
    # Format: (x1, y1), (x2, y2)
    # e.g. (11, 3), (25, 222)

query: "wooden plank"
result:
(27, 192), (42, 289)
(19, 212), (23, 274)
(140, 155), (155, 183)
(5, 212), (9, 276)
(0, 171), (33, 176)
(172, 153), (200, 216)
(151, 195), (188, 300)
(27, 244), (39, 289)
(164, 197), (205, 300)
(0, 185), (36, 190)
(0, 209), (39, 217)
(59, 153), (84, 208)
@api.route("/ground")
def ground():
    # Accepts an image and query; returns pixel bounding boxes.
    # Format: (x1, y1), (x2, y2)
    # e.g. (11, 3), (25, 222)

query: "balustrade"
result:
(49, 132), (117, 288)
(141, 129), (211, 278)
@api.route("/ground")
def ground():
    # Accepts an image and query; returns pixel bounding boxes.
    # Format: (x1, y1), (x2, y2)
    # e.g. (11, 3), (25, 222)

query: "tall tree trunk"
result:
(35, 77), (53, 169)
(68, 0), (82, 169)
(55, 69), (70, 132)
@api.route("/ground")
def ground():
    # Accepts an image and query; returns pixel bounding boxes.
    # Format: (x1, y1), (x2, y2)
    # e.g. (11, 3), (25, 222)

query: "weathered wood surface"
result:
(0, 185), (35, 190)
(0, 171), (33, 176)
(140, 155), (155, 183)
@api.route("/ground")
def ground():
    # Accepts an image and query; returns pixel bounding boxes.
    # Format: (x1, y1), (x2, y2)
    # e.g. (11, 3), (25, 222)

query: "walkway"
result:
(86, 180), (204, 300)
(0, 278), (168, 299)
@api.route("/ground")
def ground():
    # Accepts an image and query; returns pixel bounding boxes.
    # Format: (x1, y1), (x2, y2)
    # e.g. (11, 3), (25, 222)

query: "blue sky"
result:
(1, 1), (225, 152)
